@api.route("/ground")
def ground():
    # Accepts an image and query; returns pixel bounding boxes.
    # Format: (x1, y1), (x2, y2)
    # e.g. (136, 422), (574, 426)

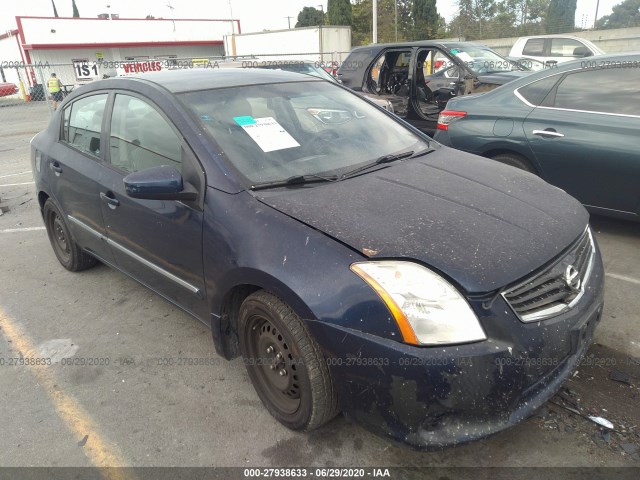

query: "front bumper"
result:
(307, 253), (604, 449)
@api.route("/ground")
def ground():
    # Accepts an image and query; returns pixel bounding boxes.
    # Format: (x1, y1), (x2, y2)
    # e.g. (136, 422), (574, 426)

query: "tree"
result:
(51, 0), (59, 17)
(295, 6), (325, 27)
(72, 0), (80, 17)
(412, 0), (439, 39)
(546, 0), (577, 33)
(449, 0), (498, 40)
(327, 0), (352, 26)
(597, 0), (640, 29)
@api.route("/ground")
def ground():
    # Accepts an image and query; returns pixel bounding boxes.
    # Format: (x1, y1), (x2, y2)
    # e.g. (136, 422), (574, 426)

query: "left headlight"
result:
(351, 261), (486, 346)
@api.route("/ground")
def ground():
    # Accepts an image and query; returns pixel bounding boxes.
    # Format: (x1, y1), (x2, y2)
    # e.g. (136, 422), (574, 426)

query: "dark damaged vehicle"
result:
(31, 69), (603, 448)
(337, 41), (531, 134)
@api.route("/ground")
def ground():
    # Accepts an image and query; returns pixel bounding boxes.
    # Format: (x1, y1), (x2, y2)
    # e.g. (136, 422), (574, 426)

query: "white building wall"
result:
(479, 27), (640, 55)
(0, 34), (24, 85)
(19, 17), (236, 46)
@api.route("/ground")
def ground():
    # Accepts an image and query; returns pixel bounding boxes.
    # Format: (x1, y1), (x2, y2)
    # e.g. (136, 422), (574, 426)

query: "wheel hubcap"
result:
(51, 214), (70, 257)
(248, 316), (300, 414)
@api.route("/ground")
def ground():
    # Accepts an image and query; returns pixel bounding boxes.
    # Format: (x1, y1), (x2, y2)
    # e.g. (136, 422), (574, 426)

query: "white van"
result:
(509, 35), (605, 65)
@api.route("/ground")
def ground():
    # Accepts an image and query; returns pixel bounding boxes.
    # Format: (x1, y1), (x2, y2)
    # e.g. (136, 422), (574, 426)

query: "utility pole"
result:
(394, 0), (398, 42)
(593, 0), (600, 29)
(318, 5), (324, 62)
(373, 0), (378, 44)
(284, 16), (294, 29)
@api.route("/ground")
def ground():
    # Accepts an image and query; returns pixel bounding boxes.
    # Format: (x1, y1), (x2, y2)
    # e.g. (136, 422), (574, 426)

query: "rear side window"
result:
(61, 94), (108, 157)
(339, 51), (369, 72)
(552, 67), (640, 115)
(109, 94), (182, 173)
(517, 74), (561, 106)
(522, 39), (545, 56)
(550, 38), (585, 57)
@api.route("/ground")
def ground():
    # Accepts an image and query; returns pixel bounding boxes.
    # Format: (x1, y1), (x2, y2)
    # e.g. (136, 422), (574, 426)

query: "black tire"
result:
(239, 290), (339, 431)
(491, 153), (536, 174)
(43, 199), (98, 272)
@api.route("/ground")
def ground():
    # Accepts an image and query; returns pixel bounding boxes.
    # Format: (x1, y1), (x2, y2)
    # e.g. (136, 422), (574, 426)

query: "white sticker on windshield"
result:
(233, 116), (300, 152)
(455, 52), (474, 63)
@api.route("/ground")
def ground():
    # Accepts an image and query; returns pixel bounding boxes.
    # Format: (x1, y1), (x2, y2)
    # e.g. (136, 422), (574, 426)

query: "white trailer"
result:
(224, 26), (352, 63)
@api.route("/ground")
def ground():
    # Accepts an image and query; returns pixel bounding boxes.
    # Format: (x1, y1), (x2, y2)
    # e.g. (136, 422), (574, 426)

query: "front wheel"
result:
(43, 199), (97, 271)
(239, 291), (339, 431)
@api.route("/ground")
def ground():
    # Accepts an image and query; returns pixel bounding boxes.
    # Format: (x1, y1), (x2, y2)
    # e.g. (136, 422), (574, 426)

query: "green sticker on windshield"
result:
(450, 49), (459, 55)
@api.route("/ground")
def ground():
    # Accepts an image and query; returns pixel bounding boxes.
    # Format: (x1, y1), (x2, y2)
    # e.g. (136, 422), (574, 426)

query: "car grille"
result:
(503, 228), (595, 322)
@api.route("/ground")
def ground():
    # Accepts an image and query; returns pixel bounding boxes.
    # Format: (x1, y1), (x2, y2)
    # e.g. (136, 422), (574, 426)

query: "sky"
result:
(0, 0), (620, 35)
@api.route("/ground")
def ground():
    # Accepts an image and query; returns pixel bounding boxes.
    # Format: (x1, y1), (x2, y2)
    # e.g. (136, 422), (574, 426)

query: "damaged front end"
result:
(305, 246), (605, 449)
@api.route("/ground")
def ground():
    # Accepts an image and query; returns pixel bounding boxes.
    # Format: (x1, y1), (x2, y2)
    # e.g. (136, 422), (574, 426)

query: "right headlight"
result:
(351, 261), (486, 346)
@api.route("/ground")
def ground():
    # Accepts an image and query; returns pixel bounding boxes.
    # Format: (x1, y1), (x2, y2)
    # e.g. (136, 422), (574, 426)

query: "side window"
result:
(62, 94), (108, 157)
(522, 38), (545, 56)
(550, 38), (585, 57)
(553, 68), (640, 115)
(517, 74), (561, 106)
(109, 94), (182, 173)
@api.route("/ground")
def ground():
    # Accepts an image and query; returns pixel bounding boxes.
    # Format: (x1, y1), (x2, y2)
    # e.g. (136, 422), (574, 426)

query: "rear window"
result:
(61, 94), (108, 157)
(550, 38), (586, 57)
(517, 74), (561, 106)
(522, 39), (545, 56)
(339, 52), (369, 71)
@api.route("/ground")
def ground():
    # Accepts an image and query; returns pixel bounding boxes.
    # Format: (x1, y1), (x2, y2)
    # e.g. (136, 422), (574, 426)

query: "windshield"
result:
(179, 81), (428, 185)
(445, 46), (526, 74)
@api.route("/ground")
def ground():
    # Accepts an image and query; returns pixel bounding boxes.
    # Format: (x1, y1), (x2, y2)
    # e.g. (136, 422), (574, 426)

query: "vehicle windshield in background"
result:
(179, 81), (428, 186)
(445, 46), (526, 74)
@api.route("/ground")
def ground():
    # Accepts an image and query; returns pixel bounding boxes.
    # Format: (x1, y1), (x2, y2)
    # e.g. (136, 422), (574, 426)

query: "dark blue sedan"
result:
(31, 69), (604, 448)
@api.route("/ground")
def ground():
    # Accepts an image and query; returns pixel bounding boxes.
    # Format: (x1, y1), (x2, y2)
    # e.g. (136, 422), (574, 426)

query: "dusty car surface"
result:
(337, 41), (531, 134)
(31, 69), (604, 448)
(434, 53), (640, 222)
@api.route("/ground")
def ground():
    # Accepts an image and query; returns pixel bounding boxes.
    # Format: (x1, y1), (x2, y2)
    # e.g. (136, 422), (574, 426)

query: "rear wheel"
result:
(43, 199), (97, 271)
(491, 153), (536, 174)
(239, 290), (339, 431)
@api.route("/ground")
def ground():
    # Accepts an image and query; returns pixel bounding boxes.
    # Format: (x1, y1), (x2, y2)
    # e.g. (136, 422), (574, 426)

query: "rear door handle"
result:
(533, 129), (565, 138)
(49, 161), (62, 174)
(100, 191), (120, 209)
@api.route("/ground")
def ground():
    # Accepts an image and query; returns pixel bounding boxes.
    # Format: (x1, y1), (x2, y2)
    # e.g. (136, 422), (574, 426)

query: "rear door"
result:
(47, 93), (115, 263)
(99, 92), (208, 319)
(523, 66), (640, 215)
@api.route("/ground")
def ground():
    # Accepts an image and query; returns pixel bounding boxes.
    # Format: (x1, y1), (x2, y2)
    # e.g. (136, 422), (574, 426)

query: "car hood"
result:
(476, 70), (532, 85)
(256, 148), (588, 293)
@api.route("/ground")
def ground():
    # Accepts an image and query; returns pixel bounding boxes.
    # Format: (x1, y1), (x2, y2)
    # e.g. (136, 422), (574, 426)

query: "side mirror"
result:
(123, 165), (197, 201)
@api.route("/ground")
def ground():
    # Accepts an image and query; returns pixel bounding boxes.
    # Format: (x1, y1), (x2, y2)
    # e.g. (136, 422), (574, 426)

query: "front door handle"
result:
(533, 129), (565, 138)
(49, 161), (62, 174)
(100, 192), (120, 209)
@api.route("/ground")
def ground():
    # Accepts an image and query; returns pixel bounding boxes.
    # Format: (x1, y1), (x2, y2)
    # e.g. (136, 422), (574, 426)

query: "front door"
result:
(99, 92), (208, 319)
(524, 66), (640, 215)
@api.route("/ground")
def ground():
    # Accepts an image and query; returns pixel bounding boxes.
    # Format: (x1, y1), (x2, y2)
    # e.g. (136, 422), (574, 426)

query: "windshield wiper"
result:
(339, 147), (435, 180)
(250, 173), (338, 191)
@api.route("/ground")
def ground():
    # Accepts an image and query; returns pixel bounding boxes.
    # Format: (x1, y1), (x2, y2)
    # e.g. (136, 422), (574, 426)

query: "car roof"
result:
(489, 52), (640, 92)
(113, 68), (321, 93)
(349, 40), (491, 53)
(516, 34), (589, 40)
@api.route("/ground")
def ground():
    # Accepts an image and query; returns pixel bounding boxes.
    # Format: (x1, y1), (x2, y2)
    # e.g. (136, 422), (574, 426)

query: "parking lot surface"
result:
(1, 103), (639, 471)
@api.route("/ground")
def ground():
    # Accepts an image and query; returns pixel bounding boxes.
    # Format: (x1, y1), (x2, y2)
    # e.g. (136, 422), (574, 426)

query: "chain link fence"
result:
(0, 51), (353, 121)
